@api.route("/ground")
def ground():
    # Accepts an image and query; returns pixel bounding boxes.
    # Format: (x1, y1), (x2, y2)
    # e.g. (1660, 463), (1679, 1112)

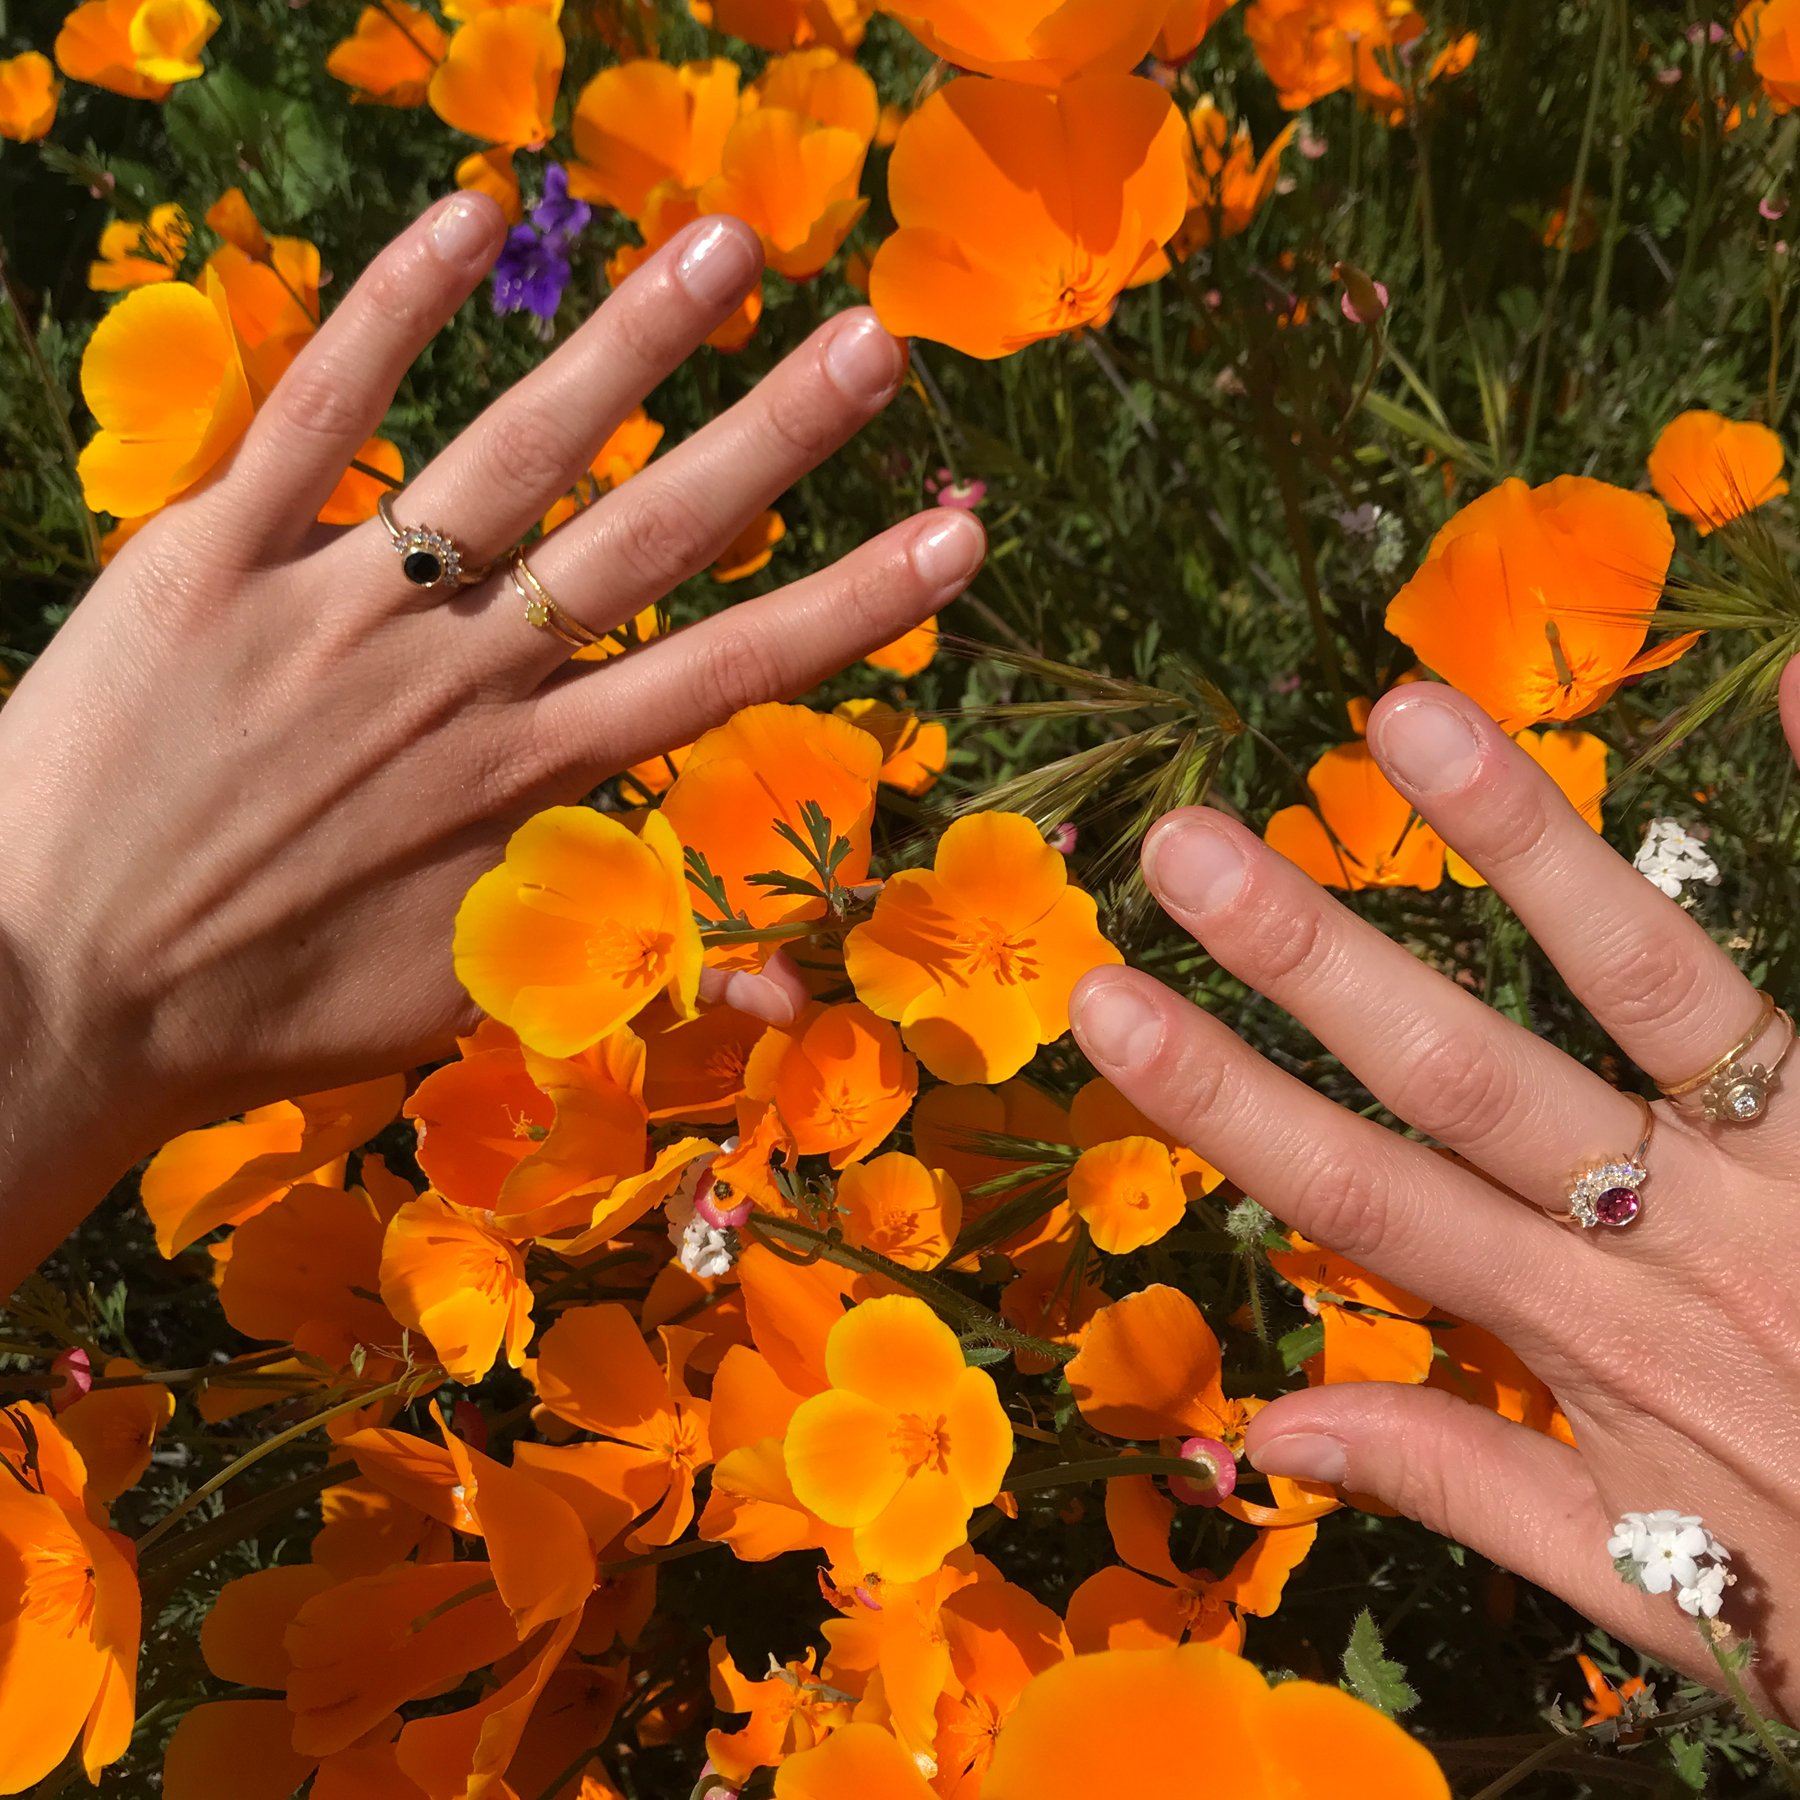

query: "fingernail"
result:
(1147, 818), (1246, 917)
(430, 195), (500, 266)
(1249, 1432), (1347, 1486)
(1071, 976), (1164, 1069)
(825, 314), (904, 401)
(911, 514), (985, 591)
(1373, 694), (1484, 796)
(676, 219), (760, 306)
(722, 970), (802, 1026)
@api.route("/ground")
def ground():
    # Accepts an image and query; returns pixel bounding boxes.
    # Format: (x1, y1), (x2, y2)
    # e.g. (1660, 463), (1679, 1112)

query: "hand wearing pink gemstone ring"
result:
(1067, 682), (1800, 1721)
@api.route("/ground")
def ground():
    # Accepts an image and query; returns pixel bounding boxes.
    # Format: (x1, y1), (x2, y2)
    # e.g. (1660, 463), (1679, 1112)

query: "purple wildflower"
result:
(492, 164), (590, 327)
(532, 163), (592, 246)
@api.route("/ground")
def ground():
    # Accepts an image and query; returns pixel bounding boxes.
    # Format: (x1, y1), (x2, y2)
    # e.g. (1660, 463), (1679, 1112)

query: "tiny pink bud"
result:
(937, 477), (988, 511)
(1046, 822), (1079, 855)
(1762, 197), (1788, 222)
(50, 1347), (92, 1413)
(694, 1169), (751, 1232)
(1168, 1436), (1238, 1507)
(1335, 263), (1390, 326)
(854, 1583), (883, 1611)
(1298, 128), (1328, 160)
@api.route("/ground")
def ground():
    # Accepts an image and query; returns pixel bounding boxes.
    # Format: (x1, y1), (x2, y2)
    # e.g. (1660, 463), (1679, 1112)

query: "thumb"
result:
(1245, 1384), (1716, 1685)
(1782, 656), (1800, 773)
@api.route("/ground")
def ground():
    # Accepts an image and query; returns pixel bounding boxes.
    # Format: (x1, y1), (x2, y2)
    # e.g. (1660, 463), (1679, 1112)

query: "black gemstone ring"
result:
(376, 492), (490, 592)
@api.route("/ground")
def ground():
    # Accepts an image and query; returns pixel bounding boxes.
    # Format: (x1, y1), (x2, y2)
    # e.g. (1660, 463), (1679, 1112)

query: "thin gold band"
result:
(1553, 1094), (1655, 1230)
(507, 549), (602, 653)
(1661, 993), (1777, 1099)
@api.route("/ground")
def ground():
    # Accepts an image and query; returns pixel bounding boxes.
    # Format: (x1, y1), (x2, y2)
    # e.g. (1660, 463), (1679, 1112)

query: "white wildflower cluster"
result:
(1609, 1511), (1734, 1619)
(666, 1152), (735, 1281)
(1632, 819), (1722, 901)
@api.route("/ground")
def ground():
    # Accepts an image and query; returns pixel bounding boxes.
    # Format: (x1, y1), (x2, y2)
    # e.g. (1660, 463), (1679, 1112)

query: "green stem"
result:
(1006, 1454), (1205, 1494)
(136, 1376), (408, 1553)
(1707, 1627), (1800, 1792)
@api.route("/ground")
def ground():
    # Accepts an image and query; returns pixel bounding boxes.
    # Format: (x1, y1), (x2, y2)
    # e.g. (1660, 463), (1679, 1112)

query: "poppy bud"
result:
(1169, 1435), (1238, 1507)
(694, 1168), (751, 1232)
(50, 1347), (93, 1413)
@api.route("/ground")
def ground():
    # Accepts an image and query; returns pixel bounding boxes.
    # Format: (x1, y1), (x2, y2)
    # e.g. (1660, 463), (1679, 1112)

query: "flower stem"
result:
(1006, 1454), (1204, 1494)
(1706, 1626), (1800, 1792)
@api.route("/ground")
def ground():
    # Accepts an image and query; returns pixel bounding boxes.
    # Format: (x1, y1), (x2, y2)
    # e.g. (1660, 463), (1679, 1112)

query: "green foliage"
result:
(1344, 1608), (1421, 1717)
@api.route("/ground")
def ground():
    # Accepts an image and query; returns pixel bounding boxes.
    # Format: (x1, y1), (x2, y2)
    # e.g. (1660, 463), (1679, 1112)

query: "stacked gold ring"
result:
(506, 549), (603, 654)
(1659, 993), (1795, 1125)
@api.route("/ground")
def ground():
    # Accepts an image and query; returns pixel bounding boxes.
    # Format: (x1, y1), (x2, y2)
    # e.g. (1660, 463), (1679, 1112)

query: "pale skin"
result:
(1072, 673), (1800, 1720)
(0, 195), (983, 1283)
(4, 190), (1799, 1724)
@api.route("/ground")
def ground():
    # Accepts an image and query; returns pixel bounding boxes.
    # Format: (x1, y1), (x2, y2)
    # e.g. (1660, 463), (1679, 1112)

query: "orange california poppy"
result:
(318, 435), (404, 527)
(542, 407), (666, 530)
(284, 1561), (521, 1757)
(933, 1577), (1072, 1798)
(773, 1722), (934, 1798)
(204, 234), (322, 399)
(784, 1296), (1013, 1583)
(403, 1018), (557, 1210)
(662, 702), (883, 971)
(1156, 0), (1235, 60)
(87, 203), (189, 290)
(162, 1701), (321, 1800)
(56, 1359), (175, 1505)
(845, 811), (1123, 1085)
(1066, 1136), (1186, 1255)
(1174, 101), (1295, 251)
(76, 269), (253, 519)
(56, 0), (218, 99)
(214, 1177), (396, 1363)
(458, 145), (523, 222)
(455, 807), (702, 1059)
(1066, 1285), (1246, 1447)
(1430, 1319), (1573, 1444)
(378, 1193), (534, 1383)
(1739, 0), (1800, 107)
(1000, 1237), (1106, 1372)
(532, 1306), (714, 1550)
(570, 58), (740, 219)
(327, 2), (446, 105)
(982, 1643), (1450, 1797)
(1069, 1076), (1222, 1196)
(0, 1404), (140, 1788)
(865, 615), (938, 677)
(311, 1472), (456, 1575)
(428, 7), (562, 147)
(637, 997), (762, 1122)
(139, 1075), (403, 1256)
(1243, 0), (1423, 112)
(1066, 1477), (1315, 1653)
(696, 0), (873, 53)
(1263, 740), (1447, 891)
(203, 185), (267, 257)
(707, 1643), (852, 1784)
(870, 75), (1189, 360)
(742, 1000), (918, 1167)
(835, 697), (948, 796)
(608, 182), (766, 351)
(711, 506), (789, 579)
(1576, 1654), (1649, 1730)
(881, 0), (1169, 84)
(699, 111), (869, 281)
(837, 1152), (961, 1269)
(752, 46), (878, 141)
(0, 51), (59, 139)
(1448, 728), (1606, 888)
(1384, 477), (1689, 731)
(912, 1078), (1074, 1230)
(1648, 409), (1789, 533)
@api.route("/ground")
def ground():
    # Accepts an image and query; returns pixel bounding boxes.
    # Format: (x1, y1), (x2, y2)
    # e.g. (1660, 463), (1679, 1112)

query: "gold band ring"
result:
(1555, 1094), (1654, 1230)
(376, 492), (489, 591)
(507, 550), (602, 653)
(1659, 993), (1795, 1124)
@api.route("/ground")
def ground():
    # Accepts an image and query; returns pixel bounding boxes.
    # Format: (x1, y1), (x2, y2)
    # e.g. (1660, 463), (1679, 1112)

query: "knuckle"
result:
(1583, 928), (1707, 1034)
(610, 482), (720, 595)
(690, 623), (796, 722)
(1467, 780), (1556, 872)
(760, 376), (842, 462)
(1386, 1388), (1478, 1535)
(605, 272), (691, 371)
(1155, 1033), (1235, 1144)
(477, 405), (585, 508)
(1232, 894), (1335, 990)
(1284, 1149), (1395, 1266)
(1383, 1028), (1518, 1146)
(267, 357), (375, 449)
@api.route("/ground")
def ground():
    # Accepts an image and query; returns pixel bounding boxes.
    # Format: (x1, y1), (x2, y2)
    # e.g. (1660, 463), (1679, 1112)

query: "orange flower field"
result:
(4, 0), (1800, 1793)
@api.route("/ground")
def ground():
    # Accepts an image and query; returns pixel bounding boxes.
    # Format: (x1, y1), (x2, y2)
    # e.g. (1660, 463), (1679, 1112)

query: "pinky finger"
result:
(1245, 1385), (1730, 1696)
(534, 510), (985, 777)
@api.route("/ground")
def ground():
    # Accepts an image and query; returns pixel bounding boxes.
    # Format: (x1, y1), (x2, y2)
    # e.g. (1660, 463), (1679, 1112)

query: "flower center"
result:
(23, 1537), (97, 1630)
(585, 921), (673, 986)
(955, 918), (1037, 984)
(891, 1411), (951, 1475)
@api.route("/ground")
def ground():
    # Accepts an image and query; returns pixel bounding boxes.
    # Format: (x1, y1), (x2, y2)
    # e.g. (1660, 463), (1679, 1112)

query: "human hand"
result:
(0, 195), (985, 1284)
(1069, 683), (1800, 1717)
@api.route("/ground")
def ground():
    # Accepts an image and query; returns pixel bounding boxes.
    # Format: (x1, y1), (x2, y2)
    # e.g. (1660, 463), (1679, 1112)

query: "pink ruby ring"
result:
(1556, 1094), (1656, 1231)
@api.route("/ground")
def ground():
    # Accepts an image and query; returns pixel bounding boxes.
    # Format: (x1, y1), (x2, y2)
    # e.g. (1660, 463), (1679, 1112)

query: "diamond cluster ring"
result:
(376, 491), (489, 591)
(1558, 1094), (1655, 1231)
